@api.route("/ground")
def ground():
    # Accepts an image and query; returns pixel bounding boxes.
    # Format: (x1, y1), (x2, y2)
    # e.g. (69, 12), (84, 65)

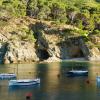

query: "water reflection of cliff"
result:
(3, 64), (37, 79)
(34, 62), (60, 100)
(36, 62), (60, 91)
(89, 62), (100, 80)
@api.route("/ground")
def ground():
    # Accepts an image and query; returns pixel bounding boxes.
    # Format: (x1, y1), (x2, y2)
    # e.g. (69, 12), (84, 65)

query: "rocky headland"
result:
(0, 17), (100, 64)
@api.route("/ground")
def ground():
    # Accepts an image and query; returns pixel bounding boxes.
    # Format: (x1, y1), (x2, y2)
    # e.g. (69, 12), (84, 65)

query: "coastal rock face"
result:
(0, 42), (8, 63)
(86, 35), (100, 61)
(0, 18), (100, 63)
(3, 41), (39, 64)
(33, 22), (87, 61)
(33, 22), (100, 62)
(88, 47), (100, 61)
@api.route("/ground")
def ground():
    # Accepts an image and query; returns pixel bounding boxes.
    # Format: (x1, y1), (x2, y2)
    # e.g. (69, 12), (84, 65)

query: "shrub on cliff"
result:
(18, 28), (36, 42)
(0, 0), (100, 36)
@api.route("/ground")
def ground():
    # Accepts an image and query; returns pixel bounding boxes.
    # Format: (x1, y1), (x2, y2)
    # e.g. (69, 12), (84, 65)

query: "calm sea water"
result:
(0, 61), (100, 100)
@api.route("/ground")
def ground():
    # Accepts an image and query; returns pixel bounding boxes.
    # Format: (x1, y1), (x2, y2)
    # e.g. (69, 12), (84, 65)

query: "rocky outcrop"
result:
(33, 23), (85, 61)
(3, 41), (39, 64)
(0, 18), (100, 64)
(35, 27), (100, 62)
(0, 42), (8, 63)
(79, 38), (90, 59)
(87, 47), (100, 61)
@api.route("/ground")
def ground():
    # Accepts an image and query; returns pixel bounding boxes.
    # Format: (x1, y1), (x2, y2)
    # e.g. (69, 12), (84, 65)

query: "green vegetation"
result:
(18, 28), (36, 42)
(0, 0), (100, 37)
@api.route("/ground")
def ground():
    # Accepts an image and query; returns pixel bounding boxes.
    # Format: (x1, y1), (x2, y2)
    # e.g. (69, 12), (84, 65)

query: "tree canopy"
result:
(0, 0), (100, 35)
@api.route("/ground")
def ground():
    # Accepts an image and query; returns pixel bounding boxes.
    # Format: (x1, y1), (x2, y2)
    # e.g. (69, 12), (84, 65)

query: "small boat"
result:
(9, 78), (40, 86)
(67, 70), (88, 77)
(0, 73), (16, 79)
(96, 76), (100, 83)
(96, 76), (100, 87)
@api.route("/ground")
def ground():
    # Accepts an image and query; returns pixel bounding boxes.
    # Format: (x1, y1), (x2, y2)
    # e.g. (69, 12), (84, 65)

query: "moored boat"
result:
(96, 76), (100, 87)
(0, 73), (16, 79)
(96, 76), (100, 82)
(67, 70), (88, 77)
(9, 78), (40, 86)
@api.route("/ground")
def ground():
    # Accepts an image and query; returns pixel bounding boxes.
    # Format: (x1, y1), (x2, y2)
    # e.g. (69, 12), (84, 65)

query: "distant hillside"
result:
(0, 0), (100, 33)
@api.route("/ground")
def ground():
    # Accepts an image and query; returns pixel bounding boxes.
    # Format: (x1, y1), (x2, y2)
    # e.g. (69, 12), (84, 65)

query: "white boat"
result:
(0, 73), (16, 79)
(67, 70), (88, 76)
(9, 78), (40, 86)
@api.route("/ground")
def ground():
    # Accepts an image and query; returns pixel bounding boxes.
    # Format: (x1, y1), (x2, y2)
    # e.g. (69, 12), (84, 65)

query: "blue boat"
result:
(96, 76), (100, 87)
(0, 73), (16, 79)
(96, 76), (100, 83)
(9, 78), (40, 86)
(67, 70), (88, 77)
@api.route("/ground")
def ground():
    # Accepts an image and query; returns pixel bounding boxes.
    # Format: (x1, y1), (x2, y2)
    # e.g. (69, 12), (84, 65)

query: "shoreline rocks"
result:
(0, 18), (100, 64)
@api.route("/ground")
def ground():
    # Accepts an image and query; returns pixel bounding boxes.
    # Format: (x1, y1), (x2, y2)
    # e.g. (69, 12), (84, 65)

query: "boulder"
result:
(3, 41), (39, 64)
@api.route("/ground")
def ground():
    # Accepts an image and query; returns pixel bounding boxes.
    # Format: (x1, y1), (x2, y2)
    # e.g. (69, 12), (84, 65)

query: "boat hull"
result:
(96, 77), (100, 83)
(9, 78), (40, 86)
(67, 70), (88, 77)
(96, 77), (100, 87)
(0, 73), (16, 79)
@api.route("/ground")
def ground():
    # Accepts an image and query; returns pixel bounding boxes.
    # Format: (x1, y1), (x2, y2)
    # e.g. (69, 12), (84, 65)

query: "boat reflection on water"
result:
(9, 83), (40, 91)
(8, 78), (40, 92)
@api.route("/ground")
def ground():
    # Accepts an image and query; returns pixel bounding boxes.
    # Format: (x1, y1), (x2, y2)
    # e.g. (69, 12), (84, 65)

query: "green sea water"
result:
(0, 61), (100, 100)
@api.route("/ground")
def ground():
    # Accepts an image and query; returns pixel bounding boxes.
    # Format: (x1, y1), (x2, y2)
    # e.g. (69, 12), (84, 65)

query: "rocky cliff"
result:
(0, 17), (100, 64)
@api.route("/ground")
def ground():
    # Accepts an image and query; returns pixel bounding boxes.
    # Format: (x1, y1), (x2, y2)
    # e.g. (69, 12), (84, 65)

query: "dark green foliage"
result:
(26, 0), (38, 17)
(37, 5), (51, 20)
(19, 28), (36, 42)
(96, 0), (100, 2)
(0, 0), (27, 17)
(0, 0), (100, 37)
(93, 29), (100, 34)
